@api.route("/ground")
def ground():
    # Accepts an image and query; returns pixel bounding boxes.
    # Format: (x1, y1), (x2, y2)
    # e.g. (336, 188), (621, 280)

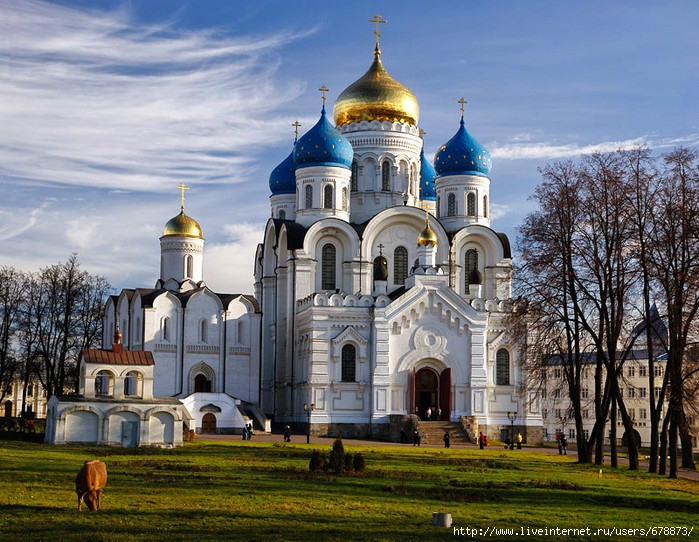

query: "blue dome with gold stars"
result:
(434, 117), (492, 178)
(294, 106), (353, 169)
(269, 148), (296, 195)
(419, 146), (437, 201)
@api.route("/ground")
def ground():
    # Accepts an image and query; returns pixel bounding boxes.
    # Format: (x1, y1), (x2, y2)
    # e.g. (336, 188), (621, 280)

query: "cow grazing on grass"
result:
(75, 460), (107, 511)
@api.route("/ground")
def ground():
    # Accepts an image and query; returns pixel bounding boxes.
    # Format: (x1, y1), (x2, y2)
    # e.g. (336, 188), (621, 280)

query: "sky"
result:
(1, 0), (697, 295)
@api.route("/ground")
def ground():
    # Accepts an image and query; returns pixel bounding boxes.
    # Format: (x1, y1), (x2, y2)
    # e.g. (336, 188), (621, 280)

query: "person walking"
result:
(283, 425), (291, 442)
(443, 431), (451, 449)
(517, 433), (522, 449)
(479, 432), (485, 449)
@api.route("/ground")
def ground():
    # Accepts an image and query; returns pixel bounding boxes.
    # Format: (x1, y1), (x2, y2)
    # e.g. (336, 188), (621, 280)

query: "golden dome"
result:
(333, 48), (419, 126)
(417, 212), (438, 247)
(162, 210), (203, 239)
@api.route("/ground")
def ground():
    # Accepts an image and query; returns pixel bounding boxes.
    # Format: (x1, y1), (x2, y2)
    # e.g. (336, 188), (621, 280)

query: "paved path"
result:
(199, 431), (699, 481)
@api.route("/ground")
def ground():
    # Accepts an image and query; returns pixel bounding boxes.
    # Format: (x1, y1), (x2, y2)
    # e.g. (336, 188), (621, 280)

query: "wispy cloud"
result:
(491, 134), (699, 161)
(0, 0), (312, 192)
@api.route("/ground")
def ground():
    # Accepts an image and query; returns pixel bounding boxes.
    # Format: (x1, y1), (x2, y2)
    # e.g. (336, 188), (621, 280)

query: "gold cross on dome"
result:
(319, 85), (329, 107)
(419, 128), (426, 139)
(458, 97), (468, 117)
(176, 183), (190, 211)
(292, 120), (301, 139)
(369, 14), (386, 48)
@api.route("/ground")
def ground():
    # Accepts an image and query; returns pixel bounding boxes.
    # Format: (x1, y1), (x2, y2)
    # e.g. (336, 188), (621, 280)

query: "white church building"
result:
(255, 26), (542, 442)
(63, 19), (543, 444)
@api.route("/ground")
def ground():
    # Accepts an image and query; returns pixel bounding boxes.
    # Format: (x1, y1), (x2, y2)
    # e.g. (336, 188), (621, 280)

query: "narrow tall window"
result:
(381, 161), (390, 191)
(341, 188), (347, 211)
(394, 246), (408, 285)
(279, 209), (286, 220)
(185, 254), (193, 278)
(305, 185), (313, 208)
(464, 249), (478, 294)
(200, 319), (208, 344)
(321, 243), (336, 290)
(496, 349), (510, 385)
(467, 192), (476, 216)
(436, 196), (440, 218)
(323, 184), (333, 209)
(341, 344), (356, 382)
(483, 195), (488, 218)
(351, 162), (358, 192)
(162, 316), (170, 342)
(447, 193), (456, 216)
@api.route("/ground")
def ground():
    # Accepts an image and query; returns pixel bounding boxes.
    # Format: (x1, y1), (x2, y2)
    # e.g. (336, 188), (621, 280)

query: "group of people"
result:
(555, 431), (568, 455)
(423, 406), (442, 421)
(241, 423), (253, 440)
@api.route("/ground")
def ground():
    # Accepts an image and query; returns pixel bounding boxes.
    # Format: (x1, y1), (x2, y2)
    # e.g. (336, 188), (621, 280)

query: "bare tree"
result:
(0, 267), (26, 406)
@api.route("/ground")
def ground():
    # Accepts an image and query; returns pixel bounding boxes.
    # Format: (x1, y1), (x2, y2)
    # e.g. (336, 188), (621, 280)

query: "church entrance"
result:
(413, 367), (451, 420)
(201, 413), (217, 434)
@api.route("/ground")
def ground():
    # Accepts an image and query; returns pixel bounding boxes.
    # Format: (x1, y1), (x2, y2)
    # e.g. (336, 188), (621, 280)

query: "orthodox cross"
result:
(377, 243), (385, 256)
(458, 97), (468, 117)
(369, 14), (386, 49)
(292, 120), (301, 139)
(319, 85), (329, 107)
(419, 128), (426, 139)
(177, 183), (189, 211)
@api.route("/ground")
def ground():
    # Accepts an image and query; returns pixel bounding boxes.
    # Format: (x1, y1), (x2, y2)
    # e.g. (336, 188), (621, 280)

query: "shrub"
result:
(328, 437), (345, 474)
(353, 452), (366, 472)
(309, 449), (324, 472)
(344, 452), (354, 472)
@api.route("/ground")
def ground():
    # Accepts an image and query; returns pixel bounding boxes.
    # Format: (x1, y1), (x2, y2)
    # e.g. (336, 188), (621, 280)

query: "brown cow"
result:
(75, 460), (107, 511)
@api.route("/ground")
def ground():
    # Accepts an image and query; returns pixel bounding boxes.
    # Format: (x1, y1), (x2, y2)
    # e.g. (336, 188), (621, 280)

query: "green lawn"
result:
(0, 438), (697, 541)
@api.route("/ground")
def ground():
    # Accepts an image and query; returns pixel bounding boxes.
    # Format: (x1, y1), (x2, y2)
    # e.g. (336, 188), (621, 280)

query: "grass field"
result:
(0, 438), (697, 541)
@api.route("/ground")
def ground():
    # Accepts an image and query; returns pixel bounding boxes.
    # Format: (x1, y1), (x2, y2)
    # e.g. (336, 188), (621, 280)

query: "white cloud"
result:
(0, 1), (311, 192)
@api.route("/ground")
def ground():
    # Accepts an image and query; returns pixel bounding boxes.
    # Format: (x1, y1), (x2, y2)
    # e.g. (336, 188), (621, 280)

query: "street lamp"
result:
(507, 411), (517, 450)
(303, 402), (315, 444)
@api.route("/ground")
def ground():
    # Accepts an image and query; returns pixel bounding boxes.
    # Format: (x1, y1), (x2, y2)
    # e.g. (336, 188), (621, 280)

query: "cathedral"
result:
(94, 19), (543, 444)
(255, 22), (541, 442)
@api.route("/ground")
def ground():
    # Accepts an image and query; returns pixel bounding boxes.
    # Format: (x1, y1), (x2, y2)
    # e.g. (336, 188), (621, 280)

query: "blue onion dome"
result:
(419, 146), (437, 201)
(294, 106), (353, 169)
(434, 117), (492, 177)
(269, 147), (296, 195)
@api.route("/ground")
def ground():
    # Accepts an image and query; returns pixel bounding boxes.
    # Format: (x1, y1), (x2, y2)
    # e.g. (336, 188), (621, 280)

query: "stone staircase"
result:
(417, 420), (473, 446)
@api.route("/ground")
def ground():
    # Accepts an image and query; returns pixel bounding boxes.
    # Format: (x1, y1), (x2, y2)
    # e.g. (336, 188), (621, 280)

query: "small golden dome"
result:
(333, 48), (419, 126)
(417, 212), (438, 247)
(162, 210), (203, 239)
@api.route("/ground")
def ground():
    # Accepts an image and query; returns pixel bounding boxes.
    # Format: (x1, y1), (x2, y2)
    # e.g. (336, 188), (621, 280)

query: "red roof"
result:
(82, 348), (154, 366)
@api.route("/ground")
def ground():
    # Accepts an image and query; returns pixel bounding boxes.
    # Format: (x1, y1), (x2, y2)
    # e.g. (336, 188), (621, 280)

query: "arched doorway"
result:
(201, 413), (217, 434)
(412, 366), (451, 420)
(4, 400), (13, 418)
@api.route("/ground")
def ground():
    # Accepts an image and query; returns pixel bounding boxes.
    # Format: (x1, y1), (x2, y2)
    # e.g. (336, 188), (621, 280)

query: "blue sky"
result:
(1, 0), (697, 294)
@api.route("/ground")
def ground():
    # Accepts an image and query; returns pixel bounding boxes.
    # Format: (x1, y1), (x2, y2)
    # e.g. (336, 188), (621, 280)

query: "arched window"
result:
(351, 162), (358, 192)
(124, 371), (141, 397)
(381, 161), (390, 191)
(496, 349), (510, 385)
(341, 344), (356, 382)
(194, 373), (212, 393)
(162, 316), (170, 342)
(321, 243), (336, 291)
(200, 319), (208, 344)
(185, 254), (193, 278)
(305, 185), (313, 208)
(237, 320), (244, 344)
(467, 192), (476, 216)
(341, 187), (347, 211)
(279, 209), (286, 220)
(393, 246), (408, 285)
(447, 193), (456, 216)
(95, 370), (113, 396)
(483, 195), (488, 218)
(323, 184), (333, 209)
(436, 196), (440, 218)
(465, 249), (478, 294)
